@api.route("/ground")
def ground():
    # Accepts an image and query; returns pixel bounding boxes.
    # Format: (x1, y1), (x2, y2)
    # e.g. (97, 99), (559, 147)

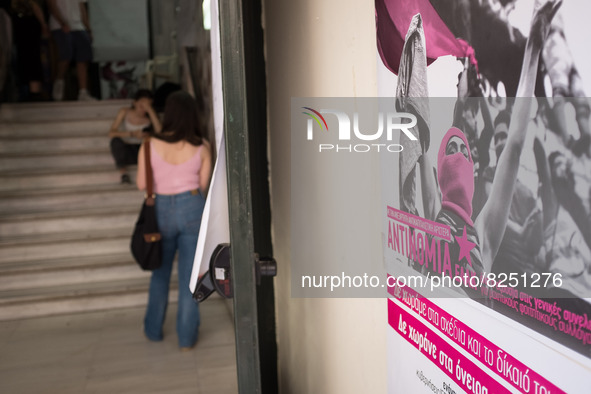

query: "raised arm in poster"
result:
(395, 14), (430, 218)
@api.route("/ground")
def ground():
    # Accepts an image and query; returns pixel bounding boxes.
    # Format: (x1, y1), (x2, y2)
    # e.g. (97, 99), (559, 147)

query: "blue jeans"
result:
(144, 190), (205, 348)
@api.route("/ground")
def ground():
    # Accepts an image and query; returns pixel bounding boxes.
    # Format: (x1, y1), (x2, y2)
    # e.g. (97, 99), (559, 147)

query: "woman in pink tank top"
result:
(136, 91), (212, 350)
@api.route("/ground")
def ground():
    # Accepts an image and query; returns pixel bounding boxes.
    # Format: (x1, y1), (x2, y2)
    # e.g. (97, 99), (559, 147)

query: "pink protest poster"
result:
(378, 0), (591, 392)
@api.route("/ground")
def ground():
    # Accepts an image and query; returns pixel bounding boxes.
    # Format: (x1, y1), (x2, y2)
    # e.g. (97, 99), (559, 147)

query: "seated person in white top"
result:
(108, 89), (161, 184)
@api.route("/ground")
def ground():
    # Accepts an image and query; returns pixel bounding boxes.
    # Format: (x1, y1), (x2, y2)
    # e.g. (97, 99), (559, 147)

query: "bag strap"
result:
(144, 137), (155, 206)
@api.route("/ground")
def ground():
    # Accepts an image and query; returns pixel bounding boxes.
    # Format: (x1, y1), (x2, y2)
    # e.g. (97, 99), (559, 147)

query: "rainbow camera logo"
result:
(302, 107), (328, 139)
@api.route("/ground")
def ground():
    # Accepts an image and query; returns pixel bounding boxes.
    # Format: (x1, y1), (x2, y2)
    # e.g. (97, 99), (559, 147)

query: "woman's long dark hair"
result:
(155, 91), (204, 146)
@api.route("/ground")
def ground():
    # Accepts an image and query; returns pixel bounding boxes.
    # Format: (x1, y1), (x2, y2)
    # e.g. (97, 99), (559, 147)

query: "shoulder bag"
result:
(131, 137), (163, 270)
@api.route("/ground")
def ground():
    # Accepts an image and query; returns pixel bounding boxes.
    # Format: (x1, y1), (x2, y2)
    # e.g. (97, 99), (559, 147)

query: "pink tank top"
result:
(150, 141), (202, 195)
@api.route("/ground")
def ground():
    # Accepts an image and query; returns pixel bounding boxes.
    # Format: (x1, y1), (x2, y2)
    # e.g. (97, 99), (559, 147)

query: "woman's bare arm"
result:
(136, 142), (146, 191)
(477, 0), (561, 271)
(108, 108), (135, 138)
(199, 141), (213, 196)
(197, 141), (212, 196)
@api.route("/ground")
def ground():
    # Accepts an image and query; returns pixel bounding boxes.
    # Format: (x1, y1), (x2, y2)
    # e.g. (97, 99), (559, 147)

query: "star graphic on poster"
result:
(455, 226), (476, 267)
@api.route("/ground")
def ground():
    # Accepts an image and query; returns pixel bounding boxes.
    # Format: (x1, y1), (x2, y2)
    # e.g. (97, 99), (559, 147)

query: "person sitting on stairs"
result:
(108, 89), (161, 184)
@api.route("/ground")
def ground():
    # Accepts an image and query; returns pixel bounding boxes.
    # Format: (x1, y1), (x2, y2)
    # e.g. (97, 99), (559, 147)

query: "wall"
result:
(263, 1), (386, 392)
(149, 0), (176, 58)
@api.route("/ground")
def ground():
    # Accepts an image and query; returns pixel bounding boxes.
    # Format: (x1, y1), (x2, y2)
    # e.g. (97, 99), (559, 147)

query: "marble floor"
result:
(0, 296), (238, 394)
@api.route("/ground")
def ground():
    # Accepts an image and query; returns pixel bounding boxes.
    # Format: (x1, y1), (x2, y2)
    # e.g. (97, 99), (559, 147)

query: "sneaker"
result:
(120, 174), (131, 184)
(78, 89), (97, 101)
(52, 79), (64, 101)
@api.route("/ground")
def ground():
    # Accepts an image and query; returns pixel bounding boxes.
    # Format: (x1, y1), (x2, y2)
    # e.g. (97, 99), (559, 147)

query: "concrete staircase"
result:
(0, 100), (176, 321)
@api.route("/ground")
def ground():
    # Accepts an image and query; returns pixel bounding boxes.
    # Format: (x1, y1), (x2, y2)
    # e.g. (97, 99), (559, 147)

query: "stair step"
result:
(0, 100), (129, 122)
(0, 226), (132, 248)
(0, 165), (128, 191)
(0, 227), (133, 264)
(0, 119), (112, 137)
(0, 278), (179, 321)
(0, 255), (180, 293)
(0, 184), (143, 214)
(0, 149), (113, 171)
(0, 252), (134, 274)
(0, 206), (139, 237)
(0, 135), (109, 155)
(0, 277), (152, 305)
(0, 258), (143, 291)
